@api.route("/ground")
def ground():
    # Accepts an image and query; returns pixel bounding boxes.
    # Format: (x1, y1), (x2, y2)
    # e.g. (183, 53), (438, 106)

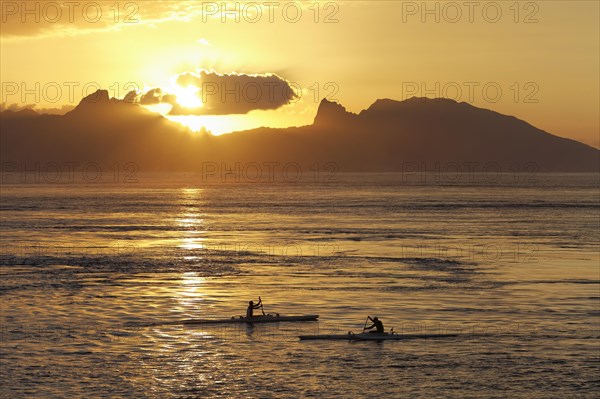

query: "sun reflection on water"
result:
(174, 271), (207, 318)
(174, 189), (211, 318)
(177, 188), (207, 251)
(180, 237), (206, 250)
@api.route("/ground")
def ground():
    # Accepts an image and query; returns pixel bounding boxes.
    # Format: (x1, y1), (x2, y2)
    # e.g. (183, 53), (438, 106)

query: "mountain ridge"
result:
(1, 91), (598, 172)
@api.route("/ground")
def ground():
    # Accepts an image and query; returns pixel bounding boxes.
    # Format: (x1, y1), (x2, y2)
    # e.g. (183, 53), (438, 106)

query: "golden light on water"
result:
(180, 272), (205, 290)
(177, 188), (206, 250)
(175, 189), (209, 317)
(174, 272), (207, 320)
(176, 215), (203, 227)
(179, 237), (205, 251)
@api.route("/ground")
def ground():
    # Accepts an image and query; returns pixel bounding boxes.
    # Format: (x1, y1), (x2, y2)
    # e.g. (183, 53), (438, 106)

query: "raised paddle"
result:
(362, 316), (370, 331)
(259, 296), (265, 316)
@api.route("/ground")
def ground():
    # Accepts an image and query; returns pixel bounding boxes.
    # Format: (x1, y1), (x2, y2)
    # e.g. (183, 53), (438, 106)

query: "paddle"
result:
(362, 316), (370, 332)
(259, 296), (265, 315)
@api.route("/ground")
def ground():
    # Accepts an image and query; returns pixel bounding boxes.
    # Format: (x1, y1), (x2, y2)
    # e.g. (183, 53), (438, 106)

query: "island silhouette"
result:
(1, 90), (598, 173)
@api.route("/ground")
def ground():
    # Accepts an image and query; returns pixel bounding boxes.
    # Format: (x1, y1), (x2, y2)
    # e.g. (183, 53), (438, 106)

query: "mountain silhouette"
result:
(214, 97), (599, 172)
(1, 90), (598, 173)
(313, 98), (356, 127)
(0, 108), (39, 120)
(1, 90), (201, 171)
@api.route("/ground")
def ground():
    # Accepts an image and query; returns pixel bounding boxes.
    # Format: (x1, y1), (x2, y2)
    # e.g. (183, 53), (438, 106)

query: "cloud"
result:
(132, 70), (297, 115)
(168, 70), (298, 115)
(0, 1), (202, 39)
(131, 88), (176, 107)
(1, 1), (329, 40)
(138, 88), (163, 105)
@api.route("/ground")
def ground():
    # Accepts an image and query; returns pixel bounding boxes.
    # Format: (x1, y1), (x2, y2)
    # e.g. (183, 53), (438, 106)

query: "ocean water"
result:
(1, 173), (599, 398)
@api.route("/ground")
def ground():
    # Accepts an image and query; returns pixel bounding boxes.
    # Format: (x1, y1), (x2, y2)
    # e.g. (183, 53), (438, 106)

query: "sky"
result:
(1, 0), (598, 147)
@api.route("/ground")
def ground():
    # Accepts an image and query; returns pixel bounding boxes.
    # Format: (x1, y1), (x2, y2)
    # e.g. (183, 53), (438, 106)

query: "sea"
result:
(1, 171), (599, 398)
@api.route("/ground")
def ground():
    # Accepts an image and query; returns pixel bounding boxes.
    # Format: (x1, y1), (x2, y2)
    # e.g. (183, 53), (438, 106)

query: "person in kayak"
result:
(365, 316), (384, 334)
(246, 297), (262, 318)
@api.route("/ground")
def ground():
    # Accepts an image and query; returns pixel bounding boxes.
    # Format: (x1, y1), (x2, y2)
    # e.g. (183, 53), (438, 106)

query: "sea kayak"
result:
(163, 314), (319, 325)
(299, 332), (459, 341)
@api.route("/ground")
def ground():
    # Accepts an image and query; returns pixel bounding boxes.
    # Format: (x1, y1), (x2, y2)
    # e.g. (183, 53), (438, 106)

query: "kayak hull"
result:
(180, 315), (319, 325)
(299, 333), (459, 341)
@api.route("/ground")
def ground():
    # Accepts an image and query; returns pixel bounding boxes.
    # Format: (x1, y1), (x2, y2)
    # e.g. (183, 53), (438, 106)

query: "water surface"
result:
(1, 173), (598, 398)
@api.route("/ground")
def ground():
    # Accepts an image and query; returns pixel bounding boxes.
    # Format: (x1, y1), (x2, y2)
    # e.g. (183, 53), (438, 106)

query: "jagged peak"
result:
(314, 98), (355, 125)
(80, 89), (111, 105)
(68, 90), (114, 115)
(317, 97), (347, 111)
(67, 89), (144, 118)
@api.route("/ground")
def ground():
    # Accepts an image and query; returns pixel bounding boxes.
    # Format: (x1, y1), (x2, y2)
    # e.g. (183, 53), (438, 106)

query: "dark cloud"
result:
(134, 88), (178, 107)
(133, 70), (298, 116)
(169, 70), (298, 115)
(139, 88), (163, 105)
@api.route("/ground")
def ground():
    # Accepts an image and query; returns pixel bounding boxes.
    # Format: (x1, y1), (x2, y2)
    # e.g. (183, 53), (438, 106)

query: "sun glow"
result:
(141, 74), (314, 135)
(166, 115), (245, 135)
(173, 85), (203, 108)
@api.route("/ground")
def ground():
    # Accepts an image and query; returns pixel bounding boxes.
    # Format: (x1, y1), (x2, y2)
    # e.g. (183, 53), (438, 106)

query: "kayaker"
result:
(365, 316), (384, 333)
(246, 297), (262, 318)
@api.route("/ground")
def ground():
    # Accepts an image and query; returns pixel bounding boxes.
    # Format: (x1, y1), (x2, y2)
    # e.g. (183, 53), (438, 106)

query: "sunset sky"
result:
(1, 1), (598, 147)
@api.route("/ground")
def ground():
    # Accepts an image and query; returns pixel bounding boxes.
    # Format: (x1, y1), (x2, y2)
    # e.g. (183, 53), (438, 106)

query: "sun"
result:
(173, 85), (203, 108)
(142, 77), (272, 135)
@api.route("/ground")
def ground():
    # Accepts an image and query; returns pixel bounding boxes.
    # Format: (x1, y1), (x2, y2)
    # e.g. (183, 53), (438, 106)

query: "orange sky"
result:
(1, 1), (598, 147)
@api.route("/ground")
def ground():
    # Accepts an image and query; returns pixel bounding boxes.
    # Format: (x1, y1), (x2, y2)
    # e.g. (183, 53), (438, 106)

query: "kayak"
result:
(299, 332), (459, 341)
(174, 314), (319, 325)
